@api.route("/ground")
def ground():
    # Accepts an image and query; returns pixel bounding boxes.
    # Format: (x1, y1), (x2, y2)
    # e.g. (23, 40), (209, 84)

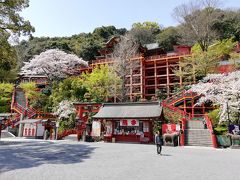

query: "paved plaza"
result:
(0, 139), (240, 180)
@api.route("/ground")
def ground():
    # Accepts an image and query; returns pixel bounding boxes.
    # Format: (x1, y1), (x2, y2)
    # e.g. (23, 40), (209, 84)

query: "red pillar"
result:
(211, 134), (218, 148)
(180, 118), (186, 146)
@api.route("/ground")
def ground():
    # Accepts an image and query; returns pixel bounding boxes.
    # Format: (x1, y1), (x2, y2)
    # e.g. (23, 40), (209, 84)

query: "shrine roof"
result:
(93, 102), (162, 119)
(144, 43), (160, 50)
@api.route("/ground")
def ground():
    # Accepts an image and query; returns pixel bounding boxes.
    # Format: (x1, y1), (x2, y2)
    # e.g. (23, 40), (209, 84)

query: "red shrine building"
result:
(92, 102), (162, 143)
(80, 36), (192, 100)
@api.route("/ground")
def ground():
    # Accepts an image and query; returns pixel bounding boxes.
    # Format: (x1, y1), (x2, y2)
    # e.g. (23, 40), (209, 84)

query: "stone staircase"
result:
(12, 88), (37, 119)
(15, 89), (26, 108)
(185, 120), (213, 147)
(1, 130), (16, 138)
(63, 134), (78, 141)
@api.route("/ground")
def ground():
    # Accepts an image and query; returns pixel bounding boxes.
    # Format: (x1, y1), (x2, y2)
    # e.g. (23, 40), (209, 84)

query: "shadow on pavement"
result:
(0, 141), (97, 173)
(160, 154), (172, 156)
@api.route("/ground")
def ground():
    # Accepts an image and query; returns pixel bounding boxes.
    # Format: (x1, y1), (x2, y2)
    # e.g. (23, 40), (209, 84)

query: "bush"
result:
(208, 109), (220, 127)
(214, 124), (228, 135)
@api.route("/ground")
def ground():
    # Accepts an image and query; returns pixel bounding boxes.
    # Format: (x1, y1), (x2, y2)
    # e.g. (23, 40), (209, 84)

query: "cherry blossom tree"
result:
(54, 100), (76, 119)
(188, 70), (240, 123)
(21, 49), (88, 81)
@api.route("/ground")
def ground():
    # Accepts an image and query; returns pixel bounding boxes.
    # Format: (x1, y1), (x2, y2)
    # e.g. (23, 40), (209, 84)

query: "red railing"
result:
(11, 114), (21, 127)
(204, 114), (218, 148)
(25, 107), (37, 118)
(180, 117), (187, 146)
(12, 102), (37, 118)
(144, 53), (190, 61)
(164, 90), (199, 106)
(12, 102), (26, 115)
(162, 101), (192, 120)
(57, 129), (77, 140)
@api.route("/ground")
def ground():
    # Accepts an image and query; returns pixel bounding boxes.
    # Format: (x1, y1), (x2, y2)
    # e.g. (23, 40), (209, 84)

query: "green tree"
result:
(81, 65), (121, 102)
(19, 82), (45, 109)
(0, 33), (18, 82)
(156, 26), (181, 51)
(175, 38), (239, 80)
(130, 21), (162, 44)
(212, 10), (240, 41)
(15, 26), (127, 64)
(0, 83), (14, 112)
(0, 0), (34, 82)
(0, 0), (34, 36)
(49, 77), (87, 111)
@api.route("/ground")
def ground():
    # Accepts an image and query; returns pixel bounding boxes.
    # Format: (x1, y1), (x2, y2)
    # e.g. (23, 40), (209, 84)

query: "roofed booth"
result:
(92, 102), (162, 143)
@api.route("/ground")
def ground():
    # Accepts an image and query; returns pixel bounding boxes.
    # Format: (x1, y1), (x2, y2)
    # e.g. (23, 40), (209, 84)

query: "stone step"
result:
(187, 120), (206, 129)
(1, 131), (16, 138)
(15, 90), (27, 108)
(185, 139), (212, 142)
(185, 137), (212, 140)
(185, 128), (212, 147)
(63, 134), (78, 141)
(185, 143), (213, 147)
(186, 140), (212, 143)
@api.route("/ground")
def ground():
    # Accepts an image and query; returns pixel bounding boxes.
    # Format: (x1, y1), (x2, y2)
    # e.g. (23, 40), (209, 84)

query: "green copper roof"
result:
(93, 102), (162, 119)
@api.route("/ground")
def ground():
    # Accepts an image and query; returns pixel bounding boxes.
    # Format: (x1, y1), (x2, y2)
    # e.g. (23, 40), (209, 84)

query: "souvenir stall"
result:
(92, 102), (162, 143)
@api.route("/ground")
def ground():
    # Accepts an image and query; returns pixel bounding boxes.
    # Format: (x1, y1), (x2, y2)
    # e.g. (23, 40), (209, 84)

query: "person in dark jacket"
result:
(155, 131), (162, 155)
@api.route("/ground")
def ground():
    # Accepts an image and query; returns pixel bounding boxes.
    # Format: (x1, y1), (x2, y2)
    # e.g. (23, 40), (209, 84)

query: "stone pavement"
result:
(0, 138), (240, 180)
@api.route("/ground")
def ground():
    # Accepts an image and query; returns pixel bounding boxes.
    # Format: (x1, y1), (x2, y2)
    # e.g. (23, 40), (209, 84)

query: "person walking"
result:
(155, 131), (162, 155)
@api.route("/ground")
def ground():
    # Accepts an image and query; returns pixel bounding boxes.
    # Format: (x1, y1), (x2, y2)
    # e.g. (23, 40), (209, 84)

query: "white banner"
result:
(105, 121), (112, 135)
(120, 119), (139, 126)
(92, 121), (101, 137)
(143, 122), (149, 132)
(37, 123), (45, 136)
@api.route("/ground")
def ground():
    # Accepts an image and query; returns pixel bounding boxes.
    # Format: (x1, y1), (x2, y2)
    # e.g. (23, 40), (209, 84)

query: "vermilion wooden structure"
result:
(80, 36), (192, 101)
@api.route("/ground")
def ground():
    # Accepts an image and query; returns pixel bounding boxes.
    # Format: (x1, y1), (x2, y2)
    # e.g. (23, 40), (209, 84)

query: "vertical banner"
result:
(92, 121), (101, 137)
(143, 122), (149, 132)
(106, 121), (112, 135)
(37, 123), (45, 136)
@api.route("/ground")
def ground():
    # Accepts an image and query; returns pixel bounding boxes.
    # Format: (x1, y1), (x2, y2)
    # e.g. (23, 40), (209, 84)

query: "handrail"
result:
(144, 53), (190, 61)
(12, 102), (26, 115)
(204, 114), (213, 133)
(162, 101), (192, 120)
(58, 129), (77, 140)
(164, 91), (199, 106)
(204, 114), (218, 148)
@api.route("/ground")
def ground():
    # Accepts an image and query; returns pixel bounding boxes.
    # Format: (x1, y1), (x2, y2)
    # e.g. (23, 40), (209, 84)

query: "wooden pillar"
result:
(154, 59), (157, 97)
(130, 62), (133, 101)
(179, 66), (183, 87)
(191, 99), (194, 117)
(184, 97), (187, 114)
(140, 57), (144, 99)
(166, 59), (170, 97)
(202, 104), (205, 115)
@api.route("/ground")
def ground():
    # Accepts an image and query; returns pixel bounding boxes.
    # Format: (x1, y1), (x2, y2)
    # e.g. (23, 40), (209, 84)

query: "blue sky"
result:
(21, 0), (240, 38)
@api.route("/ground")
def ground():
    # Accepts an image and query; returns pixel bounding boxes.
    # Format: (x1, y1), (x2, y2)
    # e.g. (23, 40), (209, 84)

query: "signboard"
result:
(162, 124), (177, 134)
(176, 124), (181, 131)
(229, 124), (240, 135)
(120, 119), (139, 126)
(92, 121), (101, 137)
